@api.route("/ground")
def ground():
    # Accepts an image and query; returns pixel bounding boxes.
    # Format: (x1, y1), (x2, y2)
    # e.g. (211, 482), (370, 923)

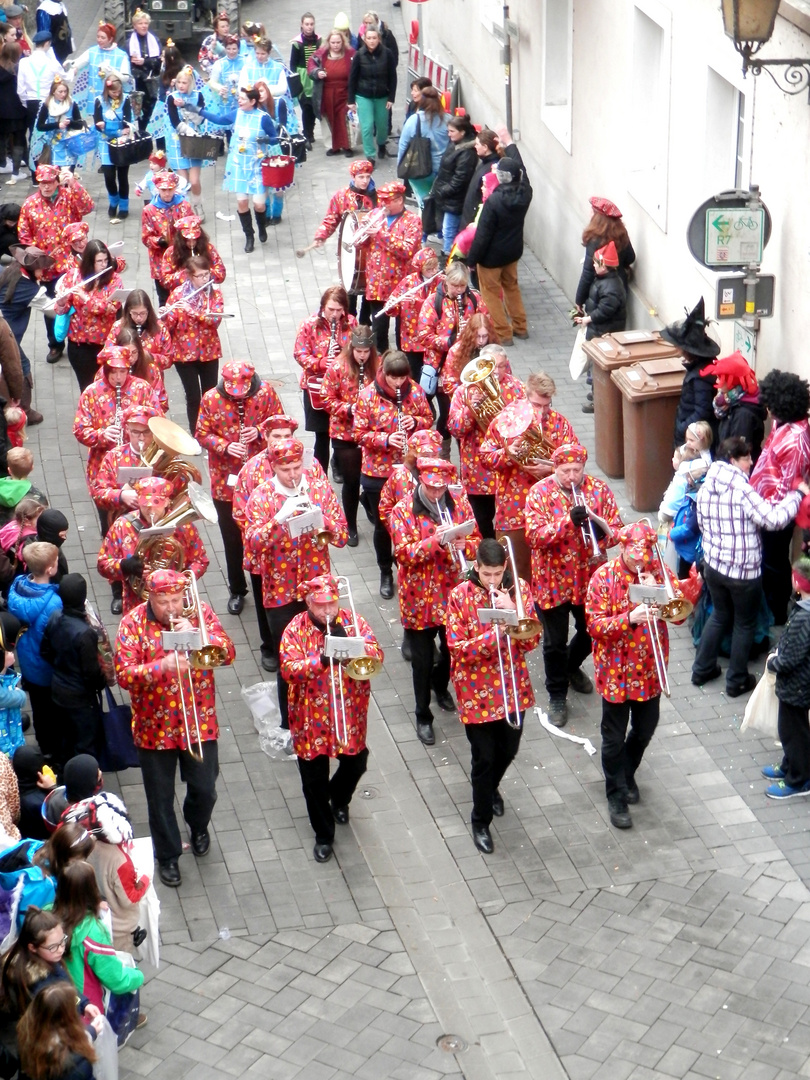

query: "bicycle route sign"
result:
(705, 207), (765, 265)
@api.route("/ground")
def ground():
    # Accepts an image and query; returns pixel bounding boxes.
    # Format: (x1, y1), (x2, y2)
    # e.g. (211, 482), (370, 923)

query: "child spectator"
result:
(0, 496), (45, 593)
(17, 982), (101, 1080)
(0, 610), (26, 758)
(133, 148), (190, 201)
(12, 746), (53, 841)
(20, 508), (69, 583)
(0, 448), (47, 526)
(3, 404), (24, 449)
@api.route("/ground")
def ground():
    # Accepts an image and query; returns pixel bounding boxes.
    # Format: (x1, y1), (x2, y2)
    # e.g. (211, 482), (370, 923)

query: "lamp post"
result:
(722, 0), (810, 99)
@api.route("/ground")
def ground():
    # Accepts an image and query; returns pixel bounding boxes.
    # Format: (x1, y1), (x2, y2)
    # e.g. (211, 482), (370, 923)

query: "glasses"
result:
(40, 935), (68, 954)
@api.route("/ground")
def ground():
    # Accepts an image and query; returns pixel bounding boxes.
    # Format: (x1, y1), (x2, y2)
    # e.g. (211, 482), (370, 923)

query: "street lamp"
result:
(722, 0), (810, 99)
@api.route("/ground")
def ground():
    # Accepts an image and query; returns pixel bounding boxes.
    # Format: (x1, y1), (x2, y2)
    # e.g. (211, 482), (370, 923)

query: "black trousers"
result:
(761, 525), (795, 626)
(468, 494), (496, 541)
(61, 700), (102, 761)
(404, 350), (424, 384)
(213, 497), (247, 596)
(250, 573), (273, 656)
(465, 718), (522, 826)
(366, 300), (390, 354)
(267, 599), (307, 728)
(434, 390), (450, 441)
(297, 748), (368, 844)
(101, 164), (130, 201)
(410, 625), (450, 724)
(693, 565), (762, 693)
(539, 601), (593, 701)
(138, 740), (219, 862)
(332, 439), (362, 531)
(26, 682), (60, 760)
(360, 475), (391, 573)
(299, 94), (316, 141)
(303, 389), (330, 473)
(600, 696), (660, 800)
(67, 340), (102, 392)
(43, 279), (59, 350)
(347, 293), (372, 324)
(154, 281), (170, 307)
(174, 359), (219, 432)
(778, 700), (810, 788)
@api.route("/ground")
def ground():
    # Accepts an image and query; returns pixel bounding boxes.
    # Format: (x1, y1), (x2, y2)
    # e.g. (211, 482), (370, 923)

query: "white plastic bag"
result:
(568, 326), (589, 381)
(130, 837), (160, 969)
(741, 659), (779, 739)
(92, 1017), (119, 1080)
(241, 682), (296, 760)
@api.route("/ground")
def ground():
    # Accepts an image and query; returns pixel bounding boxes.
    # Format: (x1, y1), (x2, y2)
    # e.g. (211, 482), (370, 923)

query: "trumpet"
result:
(488, 586), (523, 731)
(436, 503), (469, 574)
(501, 535), (543, 640)
(348, 208), (387, 247)
(571, 483), (600, 558)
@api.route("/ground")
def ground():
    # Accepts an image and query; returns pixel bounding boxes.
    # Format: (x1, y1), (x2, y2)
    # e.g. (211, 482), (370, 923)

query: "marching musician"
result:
(378, 427), (443, 529)
(358, 181), (422, 354)
(243, 438), (348, 727)
(442, 313), (501, 400)
(195, 360), (283, 616)
(480, 371), (579, 582)
(293, 285), (357, 477)
(158, 214), (227, 296)
(90, 400), (162, 532)
(447, 343), (524, 541)
(446, 539), (540, 853)
(140, 170), (194, 306)
(72, 344), (162, 536)
(586, 520), (681, 830)
(232, 415), (327, 672)
(115, 567), (235, 888)
(417, 261), (487, 445)
(279, 574), (383, 863)
(525, 443), (623, 729)
(352, 350), (433, 599)
(321, 325), (378, 547)
(161, 255), (224, 432)
(104, 289), (173, 377)
(390, 456), (481, 745)
(105, 324), (169, 413)
(60, 221), (127, 275)
(312, 159), (377, 248)
(383, 247), (440, 383)
(17, 163), (94, 365)
(98, 476), (209, 615)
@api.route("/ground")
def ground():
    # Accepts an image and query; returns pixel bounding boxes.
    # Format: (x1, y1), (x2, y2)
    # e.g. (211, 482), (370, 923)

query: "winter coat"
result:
(7, 577), (61, 687)
(584, 270), (626, 339)
(460, 143), (525, 228)
(40, 608), (107, 709)
(0, 66), (27, 129)
(673, 363), (718, 447)
(717, 397), (767, 464)
(575, 239), (636, 309)
(432, 136), (478, 216)
(771, 599), (810, 707)
(347, 42), (397, 104)
(61, 910), (144, 1011)
(467, 178), (533, 269)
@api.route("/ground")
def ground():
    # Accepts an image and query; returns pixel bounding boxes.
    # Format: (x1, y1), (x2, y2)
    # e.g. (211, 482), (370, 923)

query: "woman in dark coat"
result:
(0, 43), (27, 180)
(662, 297), (721, 447)
(699, 350), (766, 462)
(431, 113), (477, 262)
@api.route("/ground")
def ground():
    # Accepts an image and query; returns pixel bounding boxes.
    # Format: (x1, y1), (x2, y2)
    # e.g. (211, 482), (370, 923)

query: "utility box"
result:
(611, 357), (686, 512)
(583, 332), (682, 479)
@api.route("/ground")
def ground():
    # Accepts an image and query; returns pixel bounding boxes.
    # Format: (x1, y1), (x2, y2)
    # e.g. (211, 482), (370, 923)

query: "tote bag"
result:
(97, 688), (139, 772)
(741, 659), (779, 739)
(397, 115), (432, 181)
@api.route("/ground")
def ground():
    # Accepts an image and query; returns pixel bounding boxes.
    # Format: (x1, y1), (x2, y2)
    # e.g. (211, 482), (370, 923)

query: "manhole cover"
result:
(436, 1034), (468, 1053)
(360, 787), (378, 799)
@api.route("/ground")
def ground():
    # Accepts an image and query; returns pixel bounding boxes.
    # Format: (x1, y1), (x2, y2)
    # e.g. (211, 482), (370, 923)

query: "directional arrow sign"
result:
(705, 208), (764, 265)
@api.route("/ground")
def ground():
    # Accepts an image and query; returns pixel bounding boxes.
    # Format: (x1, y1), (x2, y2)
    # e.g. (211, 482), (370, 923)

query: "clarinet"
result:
(236, 399), (247, 455)
(114, 386), (124, 447)
(456, 296), (468, 339)
(327, 318), (339, 360)
(395, 387), (407, 461)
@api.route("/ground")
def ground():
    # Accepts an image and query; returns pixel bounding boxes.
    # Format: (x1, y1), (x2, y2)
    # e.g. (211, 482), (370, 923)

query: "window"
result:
(704, 69), (748, 192)
(542, 0), (573, 152)
(626, 2), (672, 230)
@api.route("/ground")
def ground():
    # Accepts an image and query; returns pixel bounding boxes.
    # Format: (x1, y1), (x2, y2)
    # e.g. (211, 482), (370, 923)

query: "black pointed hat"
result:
(660, 298), (720, 358)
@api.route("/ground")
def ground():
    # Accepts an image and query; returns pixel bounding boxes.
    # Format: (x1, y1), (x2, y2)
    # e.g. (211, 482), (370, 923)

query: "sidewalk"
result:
(15, 0), (810, 1077)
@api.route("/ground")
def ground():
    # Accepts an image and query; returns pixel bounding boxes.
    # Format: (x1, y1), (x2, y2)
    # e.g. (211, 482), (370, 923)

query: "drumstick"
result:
(295, 242), (321, 258)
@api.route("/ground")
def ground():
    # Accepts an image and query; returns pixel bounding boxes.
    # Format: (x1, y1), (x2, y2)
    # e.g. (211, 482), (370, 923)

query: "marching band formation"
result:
(13, 142), (692, 879)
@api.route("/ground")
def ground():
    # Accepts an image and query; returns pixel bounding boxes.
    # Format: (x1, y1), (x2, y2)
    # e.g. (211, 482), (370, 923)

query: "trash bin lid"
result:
(584, 332), (682, 371)
(610, 358), (686, 400)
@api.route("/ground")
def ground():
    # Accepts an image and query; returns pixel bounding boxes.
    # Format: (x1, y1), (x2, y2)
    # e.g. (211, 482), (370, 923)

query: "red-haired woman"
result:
(442, 311), (500, 399)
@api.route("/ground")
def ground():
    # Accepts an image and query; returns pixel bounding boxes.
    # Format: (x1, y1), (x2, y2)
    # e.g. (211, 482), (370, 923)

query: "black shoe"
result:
(492, 792), (505, 817)
(46, 345), (64, 364)
(261, 653), (278, 673)
(608, 796), (632, 829)
(326, 148), (341, 156)
(691, 665), (722, 686)
(568, 668), (594, 695)
(227, 594), (244, 615)
(548, 699), (568, 728)
(158, 859), (181, 887)
(344, 149), (354, 158)
(110, 597), (123, 616)
(472, 824), (494, 854)
(727, 673), (757, 698)
(346, 529), (359, 547)
(331, 803), (349, 825)
(581, 402), (594, 414)
(190, 829), (210, 856)
(305, 139), (313, 151)
(401, 635), (412, 662)
(244, 235), (255, 253)
(313, 842), (333, 863)
(434, 689), (456, 713)
(625, 779), (640, 805)
(380, 572), (394, 599)
(377, 145), (387, 158)
(416, 722), (435, 745)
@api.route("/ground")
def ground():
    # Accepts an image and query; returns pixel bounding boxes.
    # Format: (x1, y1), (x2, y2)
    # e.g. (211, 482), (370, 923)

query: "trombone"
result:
(325, 577), (383, 748)
(500, 535), (543, 640)
(488, 585), (523, 731)
(571, 483), (600, 558)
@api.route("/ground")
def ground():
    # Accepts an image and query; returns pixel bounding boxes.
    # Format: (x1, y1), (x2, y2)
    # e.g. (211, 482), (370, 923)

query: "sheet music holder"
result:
(117, 466), (152, 485)
(477, 607), (519, 627)
(287, 507), (324, 539)
(628, 583), (670, 606)
(438, 519), (475, 545)
(323, 636), (368, 660)
(161, 628), (202, 652)
(137, 523), (176, 539)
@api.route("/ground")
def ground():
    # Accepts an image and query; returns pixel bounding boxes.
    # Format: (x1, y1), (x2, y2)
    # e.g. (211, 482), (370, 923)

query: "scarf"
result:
(713, 385), (745, 419)
(47, 97), (72, 119)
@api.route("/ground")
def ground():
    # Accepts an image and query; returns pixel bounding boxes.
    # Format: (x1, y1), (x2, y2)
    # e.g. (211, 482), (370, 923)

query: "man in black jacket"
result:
(467, 158), (531, 346)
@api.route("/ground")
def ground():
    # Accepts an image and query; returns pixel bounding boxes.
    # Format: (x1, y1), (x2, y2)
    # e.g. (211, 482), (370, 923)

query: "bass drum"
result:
(337, 210), (369, 295)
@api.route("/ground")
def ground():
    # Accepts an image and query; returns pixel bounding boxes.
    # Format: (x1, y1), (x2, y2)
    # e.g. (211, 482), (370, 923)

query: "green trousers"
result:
(356, 95), (389, 159)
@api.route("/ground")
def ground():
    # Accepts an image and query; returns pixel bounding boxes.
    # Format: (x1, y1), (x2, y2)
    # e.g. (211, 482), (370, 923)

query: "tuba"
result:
(129, 482), (218, 599)
(491, 399), (556, 468)
(140, 416), (203, 486)
(460, 357), (505, 432)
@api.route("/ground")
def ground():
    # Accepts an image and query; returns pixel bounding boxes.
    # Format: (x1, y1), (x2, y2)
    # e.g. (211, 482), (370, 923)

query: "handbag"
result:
(421, 193), (438, 236)
(53, 306), (74, 344)
(741, 658), (779, 739)
(420, 363), (438, 397)
(97, 687), (139, 772)
(397, 115), (432, 181)
(286, 67), (303, 99)
(106, 985), (140, 1047)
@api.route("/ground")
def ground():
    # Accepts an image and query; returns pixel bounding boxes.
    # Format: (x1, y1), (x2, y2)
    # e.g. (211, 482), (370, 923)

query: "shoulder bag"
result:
(397, 115), (432, 181)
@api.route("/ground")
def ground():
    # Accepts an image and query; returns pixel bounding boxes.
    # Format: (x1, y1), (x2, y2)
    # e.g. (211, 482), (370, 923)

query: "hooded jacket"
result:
(717, 396), (767, 462)
(432, 136), (478, 216)
(21, 508), (69, 582)
(467, 176), (533, 269)
(770, 598), (810, 707)
(7, 575), (62, 686)
(40, 574), (106, 708)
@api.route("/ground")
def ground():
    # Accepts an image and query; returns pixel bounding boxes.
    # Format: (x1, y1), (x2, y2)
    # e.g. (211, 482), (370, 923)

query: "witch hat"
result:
(660, 298), (720, 358)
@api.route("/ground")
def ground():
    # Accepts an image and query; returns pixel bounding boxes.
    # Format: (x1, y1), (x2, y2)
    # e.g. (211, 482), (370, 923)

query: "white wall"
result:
(413, 0), (810, 376)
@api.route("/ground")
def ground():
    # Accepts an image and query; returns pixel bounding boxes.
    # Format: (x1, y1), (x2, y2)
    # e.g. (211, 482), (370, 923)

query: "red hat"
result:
(377, 181), (406, 203)
(135, 476), (173, 500)
(153, 170), (180, 189)
(221, 360), (255, 397)
(298, 574), (340, 603)
(617, 520), (658, 565)
(594, 241), (619, 267)
(145, 568), (186, 594)
(552, 442), (588, 466)
(590, 195), (622, 219)
(99, 345), (132, 369)
(416, 456), (456, 486)
(267, 438), (304, 465)
(699, 350), (758, 396)
(260, 413), (298, 436)
(35, 164), (60, 183)
(408, 429), (443, 456)
(61, 222), (89, 245)
(176, 215), (202, 240)
(350, 159), (374, 177)
(149, 148), (168, 165)
(122, 403), (159, 425)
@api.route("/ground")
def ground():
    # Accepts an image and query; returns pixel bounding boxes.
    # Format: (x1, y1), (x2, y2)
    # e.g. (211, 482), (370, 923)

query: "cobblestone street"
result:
(14, 1), (810, 1077)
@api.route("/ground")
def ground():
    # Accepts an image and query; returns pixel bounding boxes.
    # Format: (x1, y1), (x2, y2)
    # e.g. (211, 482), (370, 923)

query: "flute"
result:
(373, 271), (443, 320)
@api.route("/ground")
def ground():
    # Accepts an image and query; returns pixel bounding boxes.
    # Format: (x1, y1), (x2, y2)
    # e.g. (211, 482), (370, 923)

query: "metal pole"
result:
(503, 3), (513, 132)
(743, 184), (762, 347)
(418, 2), (425, 76)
